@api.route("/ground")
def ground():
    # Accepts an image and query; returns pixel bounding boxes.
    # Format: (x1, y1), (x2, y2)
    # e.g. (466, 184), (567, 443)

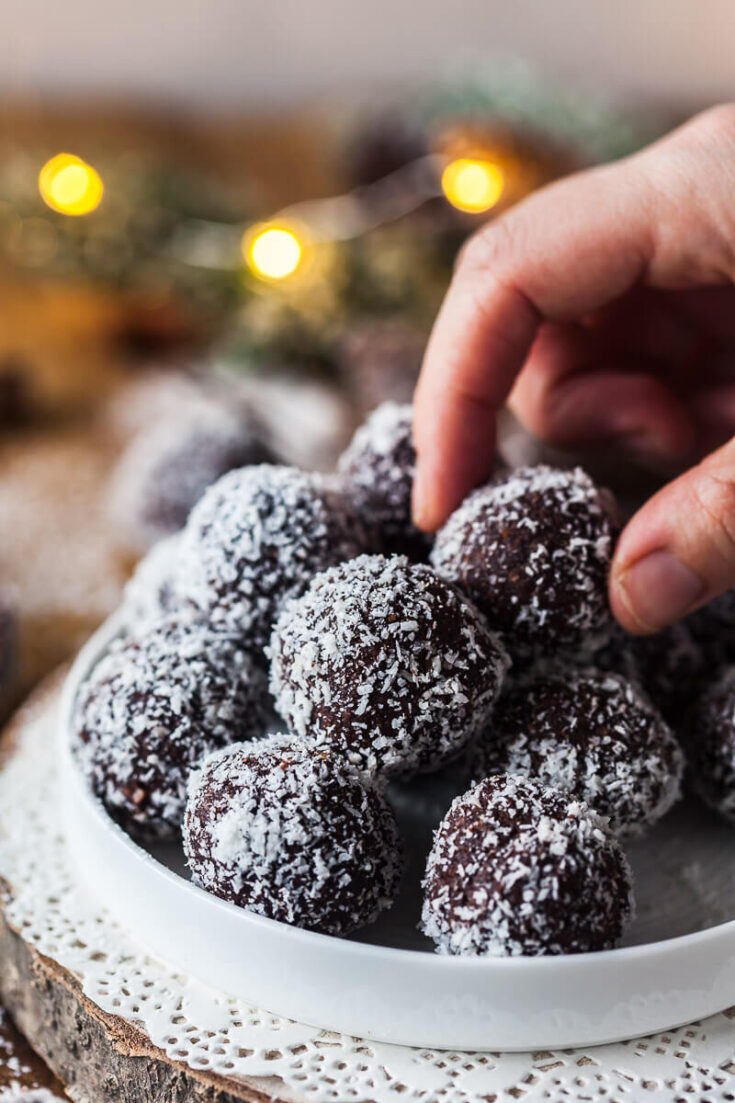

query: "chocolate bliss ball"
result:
(421, 774), (633, 957)
(74, 614), (271, 839)
(472, 670), (683, 836)
(685, 667), (735, 823)
(431, 465), (619, 654)
(338, 402), (430, 559)
(111, 404), (270, 551)
(178, 465), (366, 651)
(184, 735), (403, 936)
(269, 554), (509, 778)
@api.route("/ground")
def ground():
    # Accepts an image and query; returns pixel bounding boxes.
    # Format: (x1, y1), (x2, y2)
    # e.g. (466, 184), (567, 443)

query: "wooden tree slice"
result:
(0, 680), (298, 1103)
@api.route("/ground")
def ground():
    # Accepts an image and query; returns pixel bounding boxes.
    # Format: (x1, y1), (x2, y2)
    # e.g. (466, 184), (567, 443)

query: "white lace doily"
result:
(3, 697), (735, 1103)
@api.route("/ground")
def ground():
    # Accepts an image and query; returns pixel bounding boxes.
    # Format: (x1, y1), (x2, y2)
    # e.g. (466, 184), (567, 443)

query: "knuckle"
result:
(458, 218), (517, 277)
(689, 103), (735, 145)
(658, 104), (735, 161)
(638, 104), (735, 281)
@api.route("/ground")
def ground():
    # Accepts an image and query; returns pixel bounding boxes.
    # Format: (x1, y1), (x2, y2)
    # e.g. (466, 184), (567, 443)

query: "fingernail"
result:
(617, 550), (706, 631)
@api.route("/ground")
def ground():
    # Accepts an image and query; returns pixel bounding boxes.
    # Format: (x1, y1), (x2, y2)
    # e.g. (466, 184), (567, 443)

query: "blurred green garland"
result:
(0, 63), (674, 380)
(422, 58), (667, 163)
(0, 152), (248, 316)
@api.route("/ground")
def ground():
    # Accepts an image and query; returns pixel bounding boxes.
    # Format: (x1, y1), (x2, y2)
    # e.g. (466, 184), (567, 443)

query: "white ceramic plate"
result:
(59, 618), (735, 1051)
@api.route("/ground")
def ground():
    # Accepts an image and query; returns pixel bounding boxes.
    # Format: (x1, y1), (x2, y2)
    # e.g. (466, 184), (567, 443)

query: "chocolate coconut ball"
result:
(577, 627), (640, 682)
(421, 774), (634, 956)
(270, 554), (509, 778)
(121, 533), (183, 631)
(74, 615), (271, 839)
(472, 670), (682, 836)
(178, 465), (365, 651)
(629, 623), (704, 723)
(557, 621), (703, 725)
(431, 465), (619, 654)
(111, 404), (270, 551)
(684, 667), (735, 823)
(687, 590), (735, 669)
(338, 402), (430, 559)
(184, 734), (403, 935)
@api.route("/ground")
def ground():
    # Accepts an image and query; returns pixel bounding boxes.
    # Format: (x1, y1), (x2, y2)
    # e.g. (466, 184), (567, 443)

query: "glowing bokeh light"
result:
(39, 153), (104, 216)
(245, 225), (303, 280)
(441, 158), (504, 214)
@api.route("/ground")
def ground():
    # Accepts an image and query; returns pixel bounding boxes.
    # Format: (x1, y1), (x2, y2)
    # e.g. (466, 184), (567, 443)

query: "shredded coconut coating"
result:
(121, 533), (184, 631)
(472, 669), (683, 837)
(338, 402), (430, 560)
(74, 614), (271, 839)
(421, 774), (634, 957)
(184, 734), (403, 936)
(269, 554), (510, 778)
(577, 626), (640, 684)
(178, 465), (367, 650)
(431, 465), (619, 654)
(629, 623), (704, 723)
(687, 590), (735, 670)
(684, 666), (735, 823)
(521, 621), (704, 727)
(110, 404), (270, 551)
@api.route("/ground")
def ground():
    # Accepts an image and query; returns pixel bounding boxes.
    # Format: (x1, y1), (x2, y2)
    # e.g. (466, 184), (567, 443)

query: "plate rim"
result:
(57, 614), (735, 1051)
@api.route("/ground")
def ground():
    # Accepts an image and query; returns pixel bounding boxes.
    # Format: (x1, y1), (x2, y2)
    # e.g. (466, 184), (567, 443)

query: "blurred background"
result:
(0, 1), (733, 1090)
(3, 0), (735, 107)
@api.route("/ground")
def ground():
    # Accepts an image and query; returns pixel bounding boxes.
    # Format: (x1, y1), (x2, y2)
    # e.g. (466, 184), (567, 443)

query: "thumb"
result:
(611, 438), (735, 633)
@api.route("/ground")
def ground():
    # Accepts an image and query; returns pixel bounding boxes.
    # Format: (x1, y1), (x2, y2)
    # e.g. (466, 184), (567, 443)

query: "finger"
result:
(413, 103), (735, 531)
(412, 274), (539, 530)
(412, 165), (647, 530)
(611, 435), (735, 634)
(508, 323), (695, 460)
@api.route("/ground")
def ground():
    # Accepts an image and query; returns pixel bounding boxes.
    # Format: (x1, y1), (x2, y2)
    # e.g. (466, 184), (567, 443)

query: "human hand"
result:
(412, 105), (735, 634)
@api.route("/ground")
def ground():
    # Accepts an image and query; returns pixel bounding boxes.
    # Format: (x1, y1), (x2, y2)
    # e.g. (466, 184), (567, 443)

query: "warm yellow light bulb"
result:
(441, 158), (504, 214)
(39, 153), (104, 216)
(246, 225), (303, 280)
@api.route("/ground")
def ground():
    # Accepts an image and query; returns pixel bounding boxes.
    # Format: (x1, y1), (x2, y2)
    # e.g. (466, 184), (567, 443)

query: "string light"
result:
(39, 153), (104, 216)
(441, 158), (504, 214)
(28, 148), (513, 283)
(176, 154), (508, 279)
(244, 224), (304, 280)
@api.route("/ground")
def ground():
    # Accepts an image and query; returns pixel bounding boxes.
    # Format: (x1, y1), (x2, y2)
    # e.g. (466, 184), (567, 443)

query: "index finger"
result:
(412, 158), (658, 531)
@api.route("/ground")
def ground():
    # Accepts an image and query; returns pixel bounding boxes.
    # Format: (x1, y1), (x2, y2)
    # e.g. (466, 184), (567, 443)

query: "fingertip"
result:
(510, 352), (696, 466)
(411, 460), (438, 533)
(411, 456), (454, 533)
(412, 381), (500, 533)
